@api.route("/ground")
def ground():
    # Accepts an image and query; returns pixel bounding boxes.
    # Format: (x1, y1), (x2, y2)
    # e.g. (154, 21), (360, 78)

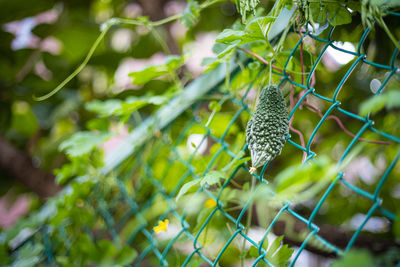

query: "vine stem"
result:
(34, 26), (110, 101)
(239, 48), (286, 75)
(33, 0), (222, 101)
(377, 17), (400, 51)
(289, 125), (307, 162)
(303, 102), (390, 145)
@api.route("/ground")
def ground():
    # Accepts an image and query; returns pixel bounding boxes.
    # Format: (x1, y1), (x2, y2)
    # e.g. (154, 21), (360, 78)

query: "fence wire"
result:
(8, 12), (400, 267)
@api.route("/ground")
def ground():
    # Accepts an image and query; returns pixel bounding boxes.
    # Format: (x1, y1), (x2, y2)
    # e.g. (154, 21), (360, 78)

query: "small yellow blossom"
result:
(153, 219), (169, 234)
(204, 198), (217, 208)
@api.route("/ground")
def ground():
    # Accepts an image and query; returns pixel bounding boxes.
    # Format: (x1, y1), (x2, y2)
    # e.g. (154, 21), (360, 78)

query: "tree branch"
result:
(272, 220), (399, 257)
(248, 206), (398, 258)
(303, 102), (390, 145)
(0, 135), (59, 198)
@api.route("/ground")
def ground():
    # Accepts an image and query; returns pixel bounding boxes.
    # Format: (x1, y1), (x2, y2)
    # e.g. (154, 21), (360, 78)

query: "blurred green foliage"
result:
(1, 0), (400, 266)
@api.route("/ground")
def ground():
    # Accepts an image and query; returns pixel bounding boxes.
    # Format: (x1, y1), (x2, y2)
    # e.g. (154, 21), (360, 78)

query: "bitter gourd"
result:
(246, 85), (289, 173)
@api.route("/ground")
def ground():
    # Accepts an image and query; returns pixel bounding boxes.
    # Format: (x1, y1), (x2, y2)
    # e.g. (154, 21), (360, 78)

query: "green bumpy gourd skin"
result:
(246, 85), (289, 169)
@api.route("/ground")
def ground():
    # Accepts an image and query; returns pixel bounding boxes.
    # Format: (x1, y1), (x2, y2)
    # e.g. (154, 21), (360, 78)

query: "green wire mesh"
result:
(9, 12), (400, 267)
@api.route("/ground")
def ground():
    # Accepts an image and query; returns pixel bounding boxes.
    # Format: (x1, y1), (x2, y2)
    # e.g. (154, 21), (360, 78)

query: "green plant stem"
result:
(150, 27), (171, 54)
(34, 0), (221, 101)
(378, 17), (400, 51)
(33, 25), (111, 101)
(205, 95), (229, 127)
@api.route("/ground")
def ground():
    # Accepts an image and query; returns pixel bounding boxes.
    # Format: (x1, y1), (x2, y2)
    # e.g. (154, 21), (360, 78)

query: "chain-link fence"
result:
(6, 11), (400, 267)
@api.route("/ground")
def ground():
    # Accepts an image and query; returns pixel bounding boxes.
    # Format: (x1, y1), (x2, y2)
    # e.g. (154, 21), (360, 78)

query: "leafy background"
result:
(0, 0), (400, 266)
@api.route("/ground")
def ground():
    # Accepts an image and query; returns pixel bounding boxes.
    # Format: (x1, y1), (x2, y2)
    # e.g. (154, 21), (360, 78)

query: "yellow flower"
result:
(204, 198), (217, 208)
(153, 219), (169, 234)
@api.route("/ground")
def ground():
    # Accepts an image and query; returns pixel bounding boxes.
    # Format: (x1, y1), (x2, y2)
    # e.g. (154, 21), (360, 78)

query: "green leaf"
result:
(181, 1), (200, 28)
(216, 40), (241, 59)
(221, 151), (249, 173)
(146, 95), (170, 105)
(85, 99), (122, 117)
(331, 250), (375, 267)
(86, 118), (110, 131)
(216, 29), (245, 44)
(266, 236), (294, 266)
(216, 16), (275, 46)
(394, 211), (400, 238)
(270, 244), (293, 266)
(116, 100), (148, 116)
(244, 16), (275, 42)
(128, 55), (183, 85)
(248, 246), (259, 258)
(116, 246), (138, 265)
(59, 131), (111, 158)
(273, 156), (337, 202)
(13, 243), (44, 267)
(309, 3), (327, 24)
(359, 90), (400, 116)
(115, 95), (169, 116)
(248, 236), (293, 266)
(306, 2), (354, 26)
(326, 4), (352, 26)
(200, 171), (225, 187)
(54, 151), (104, 185)
(176, 179), (200, 201)
(79, 239), (137, 266)
(266, 235), (283, 258)
(86, 95), (171, 118)
(55, 161), (78, 185)
(129, 65), (168, 85)
(215, 16), (275, 58)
